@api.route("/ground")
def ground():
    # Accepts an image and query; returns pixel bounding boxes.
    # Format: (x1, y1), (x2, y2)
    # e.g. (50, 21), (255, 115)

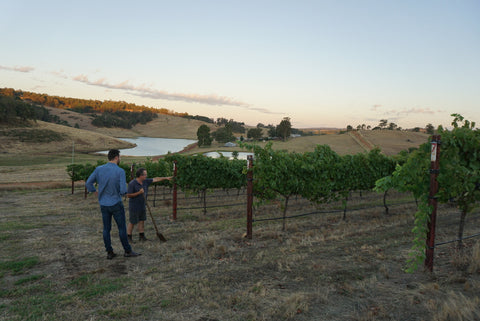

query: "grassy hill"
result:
(41, 106), (430, 156)
(0, 109), (429, 188)
(0, 107), (431, 158)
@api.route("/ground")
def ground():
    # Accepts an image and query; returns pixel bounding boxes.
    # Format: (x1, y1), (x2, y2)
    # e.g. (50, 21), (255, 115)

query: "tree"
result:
(379, 119), (388, 129)
(247, 127), (263, 140)
(216, 117), (228, 126)
(425, 123), (435, 135)
(267, 125), (277, 138)
(388, 122), (397, 130)
(212, 125), (235, 143)
(197, 124), (212, 147)
(276, 117), (292, 141)
(346, 125), (353, 131)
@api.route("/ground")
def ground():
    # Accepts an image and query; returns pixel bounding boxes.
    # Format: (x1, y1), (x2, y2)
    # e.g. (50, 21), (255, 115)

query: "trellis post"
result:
(425, 135), (440, 272)
(172, 160), (178, 220)
(246, 155), (253, 239)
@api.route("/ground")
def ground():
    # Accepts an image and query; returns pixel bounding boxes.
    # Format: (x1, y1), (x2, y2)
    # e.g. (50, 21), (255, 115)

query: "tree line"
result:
(0, 95), (69, 126)
(0, 92), (155, 129)
(197, 117), (294, 146)
(347, 119), (436, 134)
(0, 87), (183, 117)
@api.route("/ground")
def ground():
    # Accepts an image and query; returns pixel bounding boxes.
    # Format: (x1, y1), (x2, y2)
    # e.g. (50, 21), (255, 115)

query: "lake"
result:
(99, 137), (197, 156)
(99, 137), (254, 159)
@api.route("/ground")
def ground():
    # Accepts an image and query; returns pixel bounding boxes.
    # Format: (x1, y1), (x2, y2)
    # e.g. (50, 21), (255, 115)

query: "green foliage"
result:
(212, 125), (236, 143)
(91, 110), (157, 129)
(0, 257), (39, 274)
(67, 159), (172, 188)
(0, 95), (36, 123)
(375, 114), (480, 272)
(276, 117), (292, 141)
(425, 123), (435, 135)
(130, 158), (172, 185)
(197, 124), (213, 146)
(247, 127), (263, 140)
(164, 154), (246, 192)
(0, 87), (181, 116)
(242, 143), (396, 226)
(66, 160), (105, 183)
(216, 118), (246, 133)
(2, 129), (66, 142)
(183, 114), (214, 123)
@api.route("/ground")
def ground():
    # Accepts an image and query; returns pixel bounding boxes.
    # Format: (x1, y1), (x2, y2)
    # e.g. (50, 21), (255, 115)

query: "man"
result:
(86, 149), (141, 259)
(127, 167), (171, 242)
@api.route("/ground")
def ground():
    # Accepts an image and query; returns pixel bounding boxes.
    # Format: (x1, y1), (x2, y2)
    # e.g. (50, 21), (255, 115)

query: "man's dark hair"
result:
(135, 167), (146, 178)
(108, 149), (120, 161)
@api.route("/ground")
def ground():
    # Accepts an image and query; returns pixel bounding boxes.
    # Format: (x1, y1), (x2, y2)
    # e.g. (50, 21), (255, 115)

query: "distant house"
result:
(224, 142), (236, 147)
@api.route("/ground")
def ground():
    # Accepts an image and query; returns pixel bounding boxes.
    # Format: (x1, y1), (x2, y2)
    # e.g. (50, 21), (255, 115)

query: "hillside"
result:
(44, 106), (217, 139)
(0, 120), (135, 154)
(1, 108), (430, 157)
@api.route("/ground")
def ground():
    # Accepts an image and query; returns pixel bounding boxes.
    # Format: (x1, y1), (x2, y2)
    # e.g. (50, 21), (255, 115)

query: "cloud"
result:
(395, 107), (436, 116)
(50, 70), (68, 79)
(0, 65), (34, 72)
(370, 104), (382, 111)
(72, 74), (248, 106)
(70, 74), (282, 115)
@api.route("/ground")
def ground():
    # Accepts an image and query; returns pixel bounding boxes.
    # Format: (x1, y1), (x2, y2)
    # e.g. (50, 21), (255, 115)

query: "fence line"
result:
(252, 200), (417, 222)
(176, 202), (245, 211)
(433, 232), (480, 248)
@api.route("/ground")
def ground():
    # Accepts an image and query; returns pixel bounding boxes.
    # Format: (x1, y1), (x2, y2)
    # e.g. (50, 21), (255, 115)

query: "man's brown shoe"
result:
(107, 251), (117, 260)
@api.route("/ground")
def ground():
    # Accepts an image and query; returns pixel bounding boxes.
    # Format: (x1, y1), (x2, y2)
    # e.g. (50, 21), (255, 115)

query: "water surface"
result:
(99, 137), (197, 156)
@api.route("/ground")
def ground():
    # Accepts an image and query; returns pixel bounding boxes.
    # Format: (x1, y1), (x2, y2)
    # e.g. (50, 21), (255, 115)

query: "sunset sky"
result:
(1, 1), (479, 129)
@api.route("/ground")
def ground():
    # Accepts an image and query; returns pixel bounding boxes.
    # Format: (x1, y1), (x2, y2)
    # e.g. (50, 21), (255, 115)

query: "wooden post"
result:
(71, 168), (75, 195)
(246, 155), (253, 239)
(153, 184), (157, 207)
(425, 135), (440, 272)
(130, 163), (135, 180)
(172, 161), (178, 220)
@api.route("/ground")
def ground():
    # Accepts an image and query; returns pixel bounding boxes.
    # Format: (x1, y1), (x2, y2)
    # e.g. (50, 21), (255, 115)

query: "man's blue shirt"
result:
(86, 162), (127, 206)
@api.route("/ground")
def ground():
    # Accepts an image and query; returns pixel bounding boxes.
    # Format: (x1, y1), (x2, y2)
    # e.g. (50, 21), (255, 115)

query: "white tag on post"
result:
(431, 142), (437, 162)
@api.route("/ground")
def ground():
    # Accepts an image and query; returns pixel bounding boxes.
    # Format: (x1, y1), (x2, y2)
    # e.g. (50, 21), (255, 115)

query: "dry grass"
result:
(1, 186), (480, 320)
(0, 120), (134, 154)
(361, 130), (429, 156)
(34, 109), (430, 157)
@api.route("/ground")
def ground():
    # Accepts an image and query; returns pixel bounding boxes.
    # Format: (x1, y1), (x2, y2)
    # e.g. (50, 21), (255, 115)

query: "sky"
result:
(1, 0), (479, 129)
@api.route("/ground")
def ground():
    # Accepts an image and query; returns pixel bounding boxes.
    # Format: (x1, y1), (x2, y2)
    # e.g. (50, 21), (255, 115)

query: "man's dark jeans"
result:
(100, 201), (132, 253)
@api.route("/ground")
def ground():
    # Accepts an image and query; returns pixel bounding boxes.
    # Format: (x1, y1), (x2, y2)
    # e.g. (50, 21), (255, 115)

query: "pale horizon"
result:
(1, 1), (479, 129)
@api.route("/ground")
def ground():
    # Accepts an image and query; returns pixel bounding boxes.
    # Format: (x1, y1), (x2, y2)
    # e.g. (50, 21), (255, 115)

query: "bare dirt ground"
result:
(1, 185), (480, 320)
